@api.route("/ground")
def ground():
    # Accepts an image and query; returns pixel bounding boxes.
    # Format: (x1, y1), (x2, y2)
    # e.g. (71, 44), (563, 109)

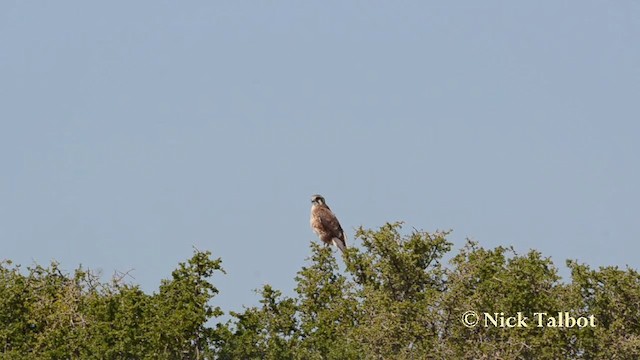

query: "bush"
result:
(2, 223), (639, 358)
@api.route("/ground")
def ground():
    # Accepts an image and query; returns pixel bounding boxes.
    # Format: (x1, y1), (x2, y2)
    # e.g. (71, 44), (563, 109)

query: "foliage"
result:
(2, 223), (640, 358)
(0, 250), (224, 359)
(215, 223), (640, 359)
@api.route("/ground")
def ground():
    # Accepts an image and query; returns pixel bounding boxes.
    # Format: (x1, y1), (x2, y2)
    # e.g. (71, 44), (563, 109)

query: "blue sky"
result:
(1, 1), (639, 315)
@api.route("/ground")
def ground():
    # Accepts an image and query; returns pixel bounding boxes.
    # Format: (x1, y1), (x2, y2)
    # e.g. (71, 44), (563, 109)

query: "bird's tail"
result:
(332, 238), (347, 253)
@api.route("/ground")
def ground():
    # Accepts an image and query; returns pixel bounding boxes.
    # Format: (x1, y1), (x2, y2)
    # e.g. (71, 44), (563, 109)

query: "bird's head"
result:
(311, 194), (325, 206)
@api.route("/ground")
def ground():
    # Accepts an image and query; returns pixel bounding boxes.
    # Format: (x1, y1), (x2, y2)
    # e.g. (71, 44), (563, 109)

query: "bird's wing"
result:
(317, 206), (345, 242)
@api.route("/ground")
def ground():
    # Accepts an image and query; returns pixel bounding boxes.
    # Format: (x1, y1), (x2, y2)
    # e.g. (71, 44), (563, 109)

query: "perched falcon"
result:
(310, 194), (346, 253)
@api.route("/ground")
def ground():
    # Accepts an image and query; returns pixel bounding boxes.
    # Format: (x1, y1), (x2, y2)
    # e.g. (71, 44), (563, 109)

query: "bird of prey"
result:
(310, 194), (347, 253)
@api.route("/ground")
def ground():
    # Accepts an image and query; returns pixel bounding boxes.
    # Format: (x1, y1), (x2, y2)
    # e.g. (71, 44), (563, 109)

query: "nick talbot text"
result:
(483, 312), (596, 328)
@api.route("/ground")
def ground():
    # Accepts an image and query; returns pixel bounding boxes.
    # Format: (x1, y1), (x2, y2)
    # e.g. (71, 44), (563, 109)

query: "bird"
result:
(310, 194), (347, 253)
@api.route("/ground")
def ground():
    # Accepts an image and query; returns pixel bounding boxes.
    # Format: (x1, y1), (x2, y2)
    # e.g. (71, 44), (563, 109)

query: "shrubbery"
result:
(2, 223), (639, 359)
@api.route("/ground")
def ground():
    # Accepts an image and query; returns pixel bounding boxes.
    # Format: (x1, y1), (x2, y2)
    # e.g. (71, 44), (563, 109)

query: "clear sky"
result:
(1, 1), (639, 315)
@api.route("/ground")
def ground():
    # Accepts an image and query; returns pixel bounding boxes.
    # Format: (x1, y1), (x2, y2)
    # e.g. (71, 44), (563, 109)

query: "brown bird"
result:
(310, 194), (346, 252)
